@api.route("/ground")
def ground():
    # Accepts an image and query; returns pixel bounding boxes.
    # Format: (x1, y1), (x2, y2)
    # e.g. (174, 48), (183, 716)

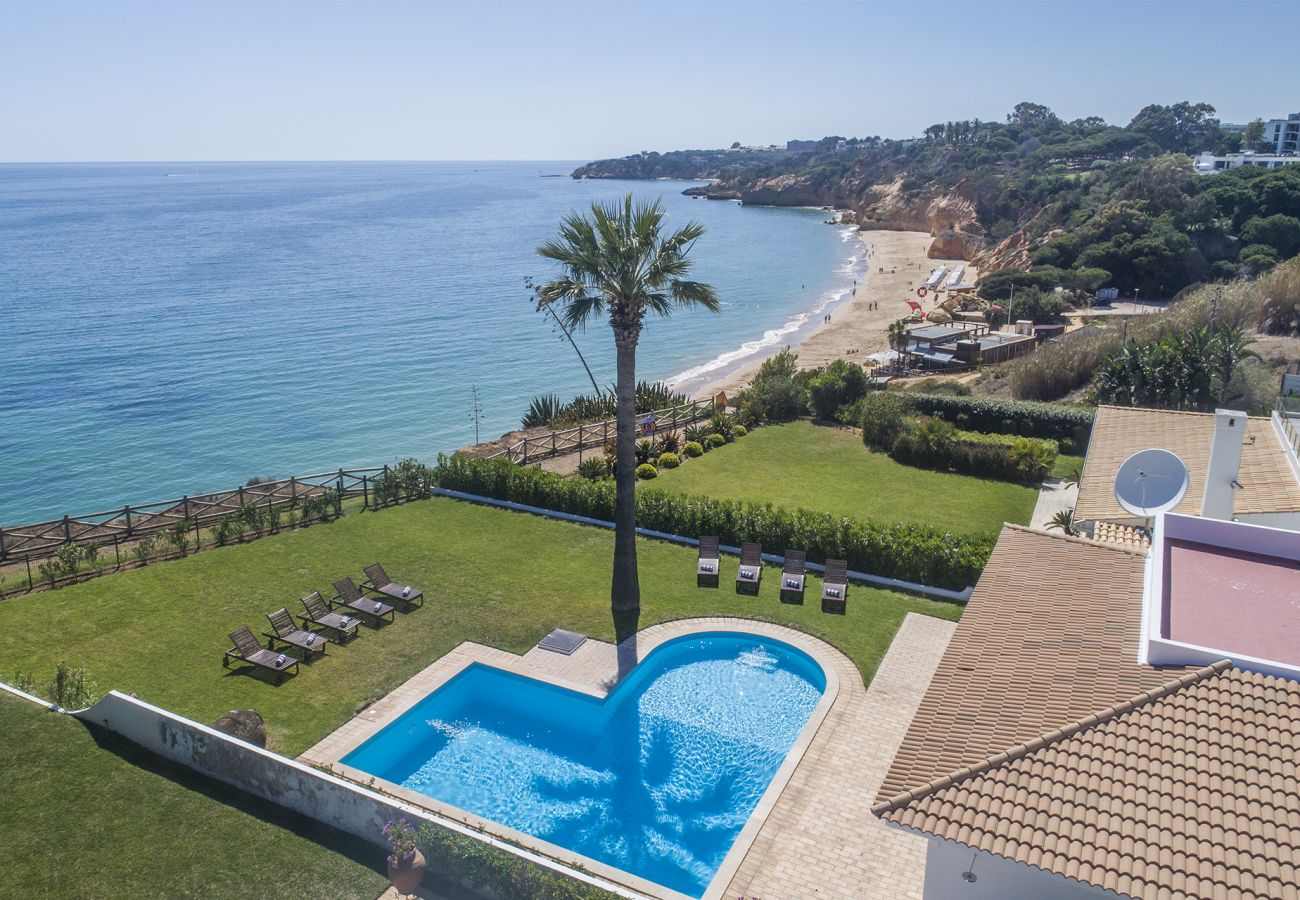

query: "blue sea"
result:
(0, 162), (865, 523)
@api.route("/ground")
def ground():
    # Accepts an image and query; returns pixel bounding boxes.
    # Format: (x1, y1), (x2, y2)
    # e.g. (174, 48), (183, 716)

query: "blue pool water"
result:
(342, 633), (826, 897)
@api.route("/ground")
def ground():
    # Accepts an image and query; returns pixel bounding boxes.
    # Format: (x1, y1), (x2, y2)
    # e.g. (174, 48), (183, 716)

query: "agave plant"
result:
(522, 394), (562, 429)
(658, 430), (681, 454)
(635, 439), (657, 465)
(1047, 509), (1079, 536)
(684, 424), (710, 446)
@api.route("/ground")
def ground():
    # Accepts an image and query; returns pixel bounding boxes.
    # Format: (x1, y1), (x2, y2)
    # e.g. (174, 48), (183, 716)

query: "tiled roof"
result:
(873, 524), (1300, 899)
(1074, 405), (1300, 522)
(875, 663), (1300, 899)
(1092, 520), (1150, 550)
(875, 526), (1193, 800)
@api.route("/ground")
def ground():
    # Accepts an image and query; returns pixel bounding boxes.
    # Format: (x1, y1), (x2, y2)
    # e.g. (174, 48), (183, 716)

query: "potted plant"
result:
(381, 818), (426, 895)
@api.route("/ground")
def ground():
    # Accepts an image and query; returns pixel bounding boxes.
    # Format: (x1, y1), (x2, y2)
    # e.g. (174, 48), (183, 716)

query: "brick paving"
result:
(310, 613), (955, 900)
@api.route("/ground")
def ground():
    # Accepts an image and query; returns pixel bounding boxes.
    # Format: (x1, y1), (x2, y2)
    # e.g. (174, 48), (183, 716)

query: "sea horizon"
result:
(0, 160), (864, 523)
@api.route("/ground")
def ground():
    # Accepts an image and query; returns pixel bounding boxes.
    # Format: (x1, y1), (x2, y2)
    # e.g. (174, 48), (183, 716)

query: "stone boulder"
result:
(213, 709), (266, 747)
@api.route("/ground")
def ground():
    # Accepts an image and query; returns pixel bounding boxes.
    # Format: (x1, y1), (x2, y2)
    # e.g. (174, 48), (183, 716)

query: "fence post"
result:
(124, 505), (132, 538)
(63, 515), (72, 543)
(238, 486), (245, 508)
(552, 431), (557, 456)
(362, 475), (369, 510)
(194, 514), (202, 547)
(0, 526), (5, 563)
(25, 553), (33, 591)
(578, 424), (584, 463)
(289, 477), (297, 507)
(113, 535), (120, 569)
(382, 465), (390, 507)
(182, 495), (190, 521)
(337, 469), (344, 498)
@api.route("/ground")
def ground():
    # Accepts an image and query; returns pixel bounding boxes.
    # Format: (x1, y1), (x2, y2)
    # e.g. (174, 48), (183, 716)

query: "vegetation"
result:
(737, 349), (808, 423)
(891, 422), (1058, 483)
(635, 463), (658, 479)
(646, 421), (1037, 535)
(894, 392), (1094, 450)
(521, 381), (689, 429)
(536, 194), (719, 629)
(1092, 324), (1260, 408)
(0, 694), (386, 899)
(0, 496), (961, 757)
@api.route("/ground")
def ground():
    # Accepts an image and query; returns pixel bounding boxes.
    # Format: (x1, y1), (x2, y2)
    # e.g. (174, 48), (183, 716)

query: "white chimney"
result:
(1201, 409), (1247, 520)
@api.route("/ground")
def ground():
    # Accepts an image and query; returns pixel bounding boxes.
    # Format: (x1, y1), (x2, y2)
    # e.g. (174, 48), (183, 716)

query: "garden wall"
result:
(74, 691), (642, 899)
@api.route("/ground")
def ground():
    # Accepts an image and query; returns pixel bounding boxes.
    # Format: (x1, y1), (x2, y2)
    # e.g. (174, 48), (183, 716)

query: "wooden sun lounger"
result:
(224, 625), (299, 682)
(332, 577), (396, 625)
(301, 591), (360, 642)
(361, 563), (424, 608)
(263, 607), (327, 661)
(735, 542), (762, 595)
(821, 559), (849, 614)
(697, 536), (721, 587)
(780, 549), (807, 604)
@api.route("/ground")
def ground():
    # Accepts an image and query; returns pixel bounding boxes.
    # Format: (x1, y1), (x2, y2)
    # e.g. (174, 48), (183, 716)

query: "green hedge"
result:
(905, 393), (1093, 451)
(893, 426), (1057, 482)
(434, 455), (992, 590)
(415, 822), (614, 900)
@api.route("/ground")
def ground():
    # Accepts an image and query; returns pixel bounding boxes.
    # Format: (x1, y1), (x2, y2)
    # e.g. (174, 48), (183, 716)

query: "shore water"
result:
(694, 230), (976, 398)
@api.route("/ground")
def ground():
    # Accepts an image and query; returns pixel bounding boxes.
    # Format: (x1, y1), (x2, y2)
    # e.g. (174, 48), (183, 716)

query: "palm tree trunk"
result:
(611, 328), (641, 618)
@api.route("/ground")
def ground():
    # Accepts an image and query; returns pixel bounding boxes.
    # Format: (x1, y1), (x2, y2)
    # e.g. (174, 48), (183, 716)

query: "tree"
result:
(536, 195), (718, 629)
(1243, 119), (1268, 153)
(1007, 101), (1060, 130)
(1210, 323), (1260, 403)
(1126, 101), (1219, 154)
(1240, 214), (1300, 259)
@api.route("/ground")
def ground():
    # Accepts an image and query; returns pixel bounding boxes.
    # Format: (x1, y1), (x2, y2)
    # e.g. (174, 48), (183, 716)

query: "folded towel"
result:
(275, 653), (286, 667)
(826, 588), (840, 598)
(306, 634), (316, 646)
(403, 586), (411, 597)
(700, 564), (714, 573)
(374, 601), (382, 613)
(339, 615), (350, 626)
(786, 578), (800, 589)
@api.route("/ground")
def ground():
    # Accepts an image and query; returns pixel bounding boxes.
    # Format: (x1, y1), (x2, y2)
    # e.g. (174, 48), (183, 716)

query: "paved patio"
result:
(309, 613), (955, 900)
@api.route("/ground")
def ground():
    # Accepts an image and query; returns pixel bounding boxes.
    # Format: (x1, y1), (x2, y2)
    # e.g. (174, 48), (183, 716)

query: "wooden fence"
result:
(485, 398), (719, 465)
(0, 466), (394, 565)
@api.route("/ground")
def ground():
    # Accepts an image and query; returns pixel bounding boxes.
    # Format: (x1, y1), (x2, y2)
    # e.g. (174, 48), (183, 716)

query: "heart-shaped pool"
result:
(342, 632), (827, 897)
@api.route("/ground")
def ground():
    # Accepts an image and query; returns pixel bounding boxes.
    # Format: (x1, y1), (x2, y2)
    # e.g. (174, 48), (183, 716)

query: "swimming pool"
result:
(341, 632), (827, 897)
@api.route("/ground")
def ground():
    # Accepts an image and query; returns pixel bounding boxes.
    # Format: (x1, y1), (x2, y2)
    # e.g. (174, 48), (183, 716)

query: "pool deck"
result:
(303, 613), (954, 899)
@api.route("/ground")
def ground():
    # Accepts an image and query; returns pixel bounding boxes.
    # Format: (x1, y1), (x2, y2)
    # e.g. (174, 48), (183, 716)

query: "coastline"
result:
(687, 230), (976, 399)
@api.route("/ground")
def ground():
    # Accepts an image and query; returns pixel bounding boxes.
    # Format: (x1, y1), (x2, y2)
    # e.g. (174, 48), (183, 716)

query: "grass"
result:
(0, 496), (962, 756)
(0, 692), (387, 899)
(654, 422), (1040, 534)
(1052, 454), (1085, 479)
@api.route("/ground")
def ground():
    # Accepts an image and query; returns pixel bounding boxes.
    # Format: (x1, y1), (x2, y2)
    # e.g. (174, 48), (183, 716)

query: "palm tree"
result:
(1211, 324), (1260, 404)
(536, 195), (718, 629)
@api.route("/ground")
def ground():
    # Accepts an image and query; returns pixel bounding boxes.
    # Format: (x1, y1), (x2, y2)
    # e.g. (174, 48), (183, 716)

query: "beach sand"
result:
(694, 230), (976, 399)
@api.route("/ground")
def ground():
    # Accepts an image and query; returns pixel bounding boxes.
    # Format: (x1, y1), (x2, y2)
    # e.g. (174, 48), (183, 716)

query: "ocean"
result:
(0, 161), (865, 523)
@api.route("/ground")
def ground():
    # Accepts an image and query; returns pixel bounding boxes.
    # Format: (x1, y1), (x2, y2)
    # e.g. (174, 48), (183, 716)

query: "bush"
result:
(433, 455), (994, 589)
(708, 411), (735, 441)
(576, 457), (608, 480)
(657, 452), (680, 469)
(635, 463), (658, 480)
(706, 433), (726, 449)
(738, 349), (808, 422)
(891, 421), (1058, 482)
(683, 441), (705, 458)
(860, 392), (916, 451)
(635, 439), (656, 465)
(658, 430), (681, 454)
(732, 424), (748, 438)
(905, 393), (1092, 451)
(808, 359), (869, 419)
(1259, 256), (1300, 336)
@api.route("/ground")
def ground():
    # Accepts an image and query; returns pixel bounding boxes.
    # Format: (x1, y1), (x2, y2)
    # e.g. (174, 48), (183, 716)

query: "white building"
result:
(1194, 150), (1300, 173)
(1263, 112), (1300, 155)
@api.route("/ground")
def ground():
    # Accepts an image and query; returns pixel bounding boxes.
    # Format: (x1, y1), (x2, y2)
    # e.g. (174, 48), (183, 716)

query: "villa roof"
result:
(873, 525), (1300, 899)
(1074, 405), (1300, 522)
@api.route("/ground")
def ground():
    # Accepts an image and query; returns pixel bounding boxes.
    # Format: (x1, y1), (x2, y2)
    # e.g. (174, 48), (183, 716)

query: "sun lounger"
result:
(697, 536), (721, 587)
(263, 607), (328, 661)
(361, 563), (424, 608)
(223, 625), (299, 682)
(780, 549), (807, 604)
(332, 577), (395, 625)
(821, 559), (849, 613)
(300, 591), (360, 642)
(735, 542), (762, 595)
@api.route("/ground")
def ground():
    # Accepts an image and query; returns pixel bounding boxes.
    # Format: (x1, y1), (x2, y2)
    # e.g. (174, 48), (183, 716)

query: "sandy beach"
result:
(694, 230), (976, 398)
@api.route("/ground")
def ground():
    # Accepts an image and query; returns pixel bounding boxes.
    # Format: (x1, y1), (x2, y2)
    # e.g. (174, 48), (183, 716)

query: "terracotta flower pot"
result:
(387, 848), (427, 896)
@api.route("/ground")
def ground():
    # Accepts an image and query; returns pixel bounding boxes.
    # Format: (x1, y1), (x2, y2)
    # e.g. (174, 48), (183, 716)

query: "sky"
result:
(2, 0), (1297, 163)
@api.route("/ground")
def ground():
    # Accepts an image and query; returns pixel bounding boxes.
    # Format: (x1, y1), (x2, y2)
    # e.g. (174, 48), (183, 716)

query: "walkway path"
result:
(1029, 476), (1078, 530)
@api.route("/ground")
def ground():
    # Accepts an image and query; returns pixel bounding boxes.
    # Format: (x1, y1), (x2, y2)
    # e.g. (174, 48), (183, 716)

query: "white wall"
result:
(76, 691), (641, 899)
(924, 840), (1118, 900)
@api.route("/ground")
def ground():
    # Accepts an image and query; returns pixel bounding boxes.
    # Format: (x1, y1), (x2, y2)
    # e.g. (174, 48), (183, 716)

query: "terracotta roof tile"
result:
(873, 524), (1300, 899)
(1075, 406), (1300, 522)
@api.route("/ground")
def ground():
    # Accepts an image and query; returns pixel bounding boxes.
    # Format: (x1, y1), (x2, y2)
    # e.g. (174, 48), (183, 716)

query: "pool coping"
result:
(301, 618), (844, 900)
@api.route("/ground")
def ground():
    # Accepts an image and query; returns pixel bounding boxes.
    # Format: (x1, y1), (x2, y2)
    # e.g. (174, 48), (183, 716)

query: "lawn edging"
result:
(75, 689), (639, 899)
(432, 487), (972, 603)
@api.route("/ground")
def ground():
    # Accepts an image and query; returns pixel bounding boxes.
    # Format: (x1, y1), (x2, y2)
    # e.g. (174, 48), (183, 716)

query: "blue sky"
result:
(2, 0), (1296, 162)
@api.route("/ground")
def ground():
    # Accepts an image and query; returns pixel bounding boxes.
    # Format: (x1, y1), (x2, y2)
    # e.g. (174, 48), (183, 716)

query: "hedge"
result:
(434, 455), (993, 590)
(893, 427), (1057, 482)
(905, 393), (1093, 451)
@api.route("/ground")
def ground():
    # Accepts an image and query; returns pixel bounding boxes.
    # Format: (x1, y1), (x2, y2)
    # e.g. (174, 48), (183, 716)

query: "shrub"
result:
(576, 457), (608, 480)
(706, 433), (726, 449)
(213, 516), (233, 547)
(37, 560), (61, 588)
(432, 455), (993, 589)
(56, 543), (82, 578)
(808, 359), (869, 419)
(658, 430), (681, 454)
(394, 458), (432, 501)
(635, 463), (658, 480)
(892, 424), (1058, 482)
(82, 541), (103, 574)
(1259, 256), (1300, 336)
(739, 349), (808, 422)
(683, 441), (705, 458)
(860, 392), (916, 451)
(905, 393), (1092, 452)
(238, 503), (264, 535)
(708, 412), (735, 441)
(169, 517), (195, 556)
(49, 661), (99, 710)
(1008, 437), (1057, 481)
(267, 505), (282, 532)
(732, 424), (748, 438)
(635, 439), (656, 465)
(132, 535), (155, 566)
(415, 822), (614, 900)
(683, 424), (710, 446)
(658, 452), (681, 469)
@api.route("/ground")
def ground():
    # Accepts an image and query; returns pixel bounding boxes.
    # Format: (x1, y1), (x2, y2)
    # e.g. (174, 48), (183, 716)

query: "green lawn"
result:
(0, 693), (387, 900)
(0, 496), (961, 757)
(654, 422), (1040, 534)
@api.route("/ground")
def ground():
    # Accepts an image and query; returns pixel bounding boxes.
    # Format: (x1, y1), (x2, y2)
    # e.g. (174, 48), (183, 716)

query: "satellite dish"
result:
(1114, 449), (1189, 517)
